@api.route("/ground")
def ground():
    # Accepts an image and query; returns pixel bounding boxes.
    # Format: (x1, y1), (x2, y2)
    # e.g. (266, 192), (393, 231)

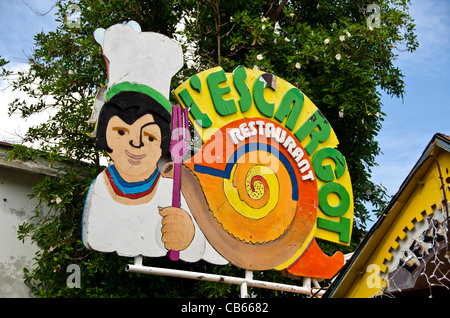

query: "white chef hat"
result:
(88, 21), (183, 134)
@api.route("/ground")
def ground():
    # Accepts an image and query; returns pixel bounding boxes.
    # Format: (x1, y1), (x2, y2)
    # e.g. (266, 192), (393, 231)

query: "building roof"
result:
(0, 141), (90, 177)
(324, 133), (450, 298)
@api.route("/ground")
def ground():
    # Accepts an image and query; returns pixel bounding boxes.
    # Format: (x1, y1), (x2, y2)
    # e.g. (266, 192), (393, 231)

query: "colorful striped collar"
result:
(105, 165), (160, 199)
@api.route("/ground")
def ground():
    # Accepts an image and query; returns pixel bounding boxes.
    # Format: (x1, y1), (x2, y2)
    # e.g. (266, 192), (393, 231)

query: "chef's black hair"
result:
(96, 91), (171, 156)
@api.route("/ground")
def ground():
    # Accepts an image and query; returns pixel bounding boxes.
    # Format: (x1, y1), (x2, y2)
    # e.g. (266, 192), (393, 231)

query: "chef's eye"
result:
(113, 127), (129, 136)
(144, 132), (156, 142)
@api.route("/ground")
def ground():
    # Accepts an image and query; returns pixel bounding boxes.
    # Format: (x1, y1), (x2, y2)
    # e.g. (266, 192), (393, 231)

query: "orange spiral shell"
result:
(183, 118), (318, 270)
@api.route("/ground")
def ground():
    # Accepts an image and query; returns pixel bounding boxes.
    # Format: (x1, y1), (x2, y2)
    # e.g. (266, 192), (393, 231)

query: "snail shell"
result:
(183, 118), (318, 270)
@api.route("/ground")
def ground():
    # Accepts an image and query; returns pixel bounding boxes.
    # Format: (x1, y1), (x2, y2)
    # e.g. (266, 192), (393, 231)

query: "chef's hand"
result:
(158, 206), (195, 252)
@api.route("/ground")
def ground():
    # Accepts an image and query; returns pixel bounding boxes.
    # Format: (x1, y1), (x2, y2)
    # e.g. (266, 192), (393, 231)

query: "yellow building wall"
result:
(344, 149), (450, 297)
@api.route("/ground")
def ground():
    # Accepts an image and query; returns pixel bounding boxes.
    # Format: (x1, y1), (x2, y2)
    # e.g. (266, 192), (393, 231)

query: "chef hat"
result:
(88, 21), (183, 135)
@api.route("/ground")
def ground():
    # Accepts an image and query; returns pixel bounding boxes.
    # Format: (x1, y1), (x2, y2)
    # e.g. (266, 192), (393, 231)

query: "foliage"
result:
(180, 0), (417, 227)
(7, 0), (417, 297)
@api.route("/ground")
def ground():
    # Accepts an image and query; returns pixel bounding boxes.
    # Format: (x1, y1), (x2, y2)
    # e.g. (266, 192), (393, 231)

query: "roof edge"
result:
(324, 132), (450, 298)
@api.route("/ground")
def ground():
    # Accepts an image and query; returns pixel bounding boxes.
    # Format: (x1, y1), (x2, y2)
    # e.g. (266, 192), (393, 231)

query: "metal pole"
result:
(126, 259), (324, 297)
(240, 270), (253, 298)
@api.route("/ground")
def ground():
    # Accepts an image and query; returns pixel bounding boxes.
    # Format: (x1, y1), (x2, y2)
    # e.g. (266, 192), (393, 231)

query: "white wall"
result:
(0, 165), (45, 297)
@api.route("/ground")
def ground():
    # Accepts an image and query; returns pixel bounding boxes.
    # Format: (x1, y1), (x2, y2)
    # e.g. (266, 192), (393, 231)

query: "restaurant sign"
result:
(82, 21), (353, 280)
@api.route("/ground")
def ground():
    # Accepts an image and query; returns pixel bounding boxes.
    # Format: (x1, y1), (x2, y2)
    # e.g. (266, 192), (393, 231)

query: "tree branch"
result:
(267, 0), (289, 22)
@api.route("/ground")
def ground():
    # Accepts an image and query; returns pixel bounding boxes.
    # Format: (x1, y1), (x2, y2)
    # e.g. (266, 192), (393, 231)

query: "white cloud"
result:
(0, 1), (58, 145)
(0, 63), (53, 145)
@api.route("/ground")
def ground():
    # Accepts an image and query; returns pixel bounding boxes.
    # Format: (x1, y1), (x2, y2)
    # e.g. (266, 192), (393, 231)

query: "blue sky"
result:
(0, 1), (58, 65)
(371, 0), (450, 198)
(0, 0), (59, 141)
(1, 0), (449, 224)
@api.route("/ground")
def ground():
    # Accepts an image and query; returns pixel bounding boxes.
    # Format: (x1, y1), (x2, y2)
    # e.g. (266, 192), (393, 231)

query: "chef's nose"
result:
(129, 131), (144, 148)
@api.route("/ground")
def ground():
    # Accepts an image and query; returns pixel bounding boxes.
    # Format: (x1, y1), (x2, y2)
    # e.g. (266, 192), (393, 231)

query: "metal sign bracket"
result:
(126, 256), (325, 298)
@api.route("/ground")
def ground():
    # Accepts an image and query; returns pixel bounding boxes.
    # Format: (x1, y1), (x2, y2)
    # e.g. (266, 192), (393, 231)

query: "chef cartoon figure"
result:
(82, 21), (227, 265)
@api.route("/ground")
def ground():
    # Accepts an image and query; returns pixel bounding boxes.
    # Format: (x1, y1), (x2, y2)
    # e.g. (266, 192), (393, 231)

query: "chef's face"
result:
(106, 114), (162, 182)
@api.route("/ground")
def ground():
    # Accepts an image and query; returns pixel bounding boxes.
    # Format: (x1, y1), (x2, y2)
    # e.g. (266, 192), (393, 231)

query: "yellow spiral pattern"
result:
(220, 151), (297, 243)
(245, 166), (269, 203)
(224, 163), (279, 219)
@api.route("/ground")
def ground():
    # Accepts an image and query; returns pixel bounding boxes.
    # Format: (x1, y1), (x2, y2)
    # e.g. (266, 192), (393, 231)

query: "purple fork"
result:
(168, 104), (190, 261)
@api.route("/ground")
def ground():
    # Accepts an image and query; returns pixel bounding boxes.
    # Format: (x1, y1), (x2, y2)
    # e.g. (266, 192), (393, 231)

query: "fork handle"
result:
(172, 161), (181, 208)
(169, 249), (179, 261)
(169, 161), (181, 261)
(168, 105), (189, 262)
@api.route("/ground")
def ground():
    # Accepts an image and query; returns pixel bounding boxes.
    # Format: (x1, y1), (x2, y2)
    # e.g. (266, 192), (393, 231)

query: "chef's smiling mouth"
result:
(125, 150), (147, 160)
